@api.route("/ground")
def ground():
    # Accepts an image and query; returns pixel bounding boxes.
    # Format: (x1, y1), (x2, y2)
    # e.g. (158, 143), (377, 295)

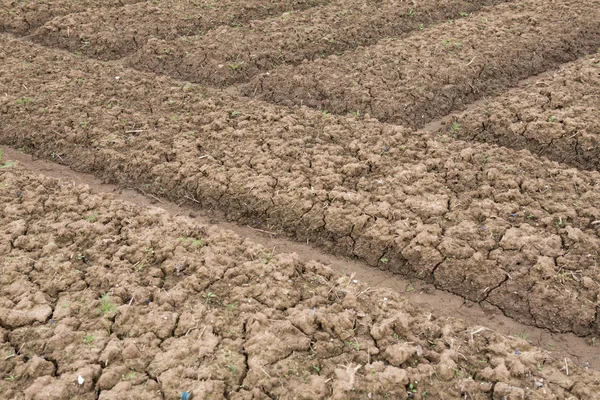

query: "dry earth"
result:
(1, 0), (600, 397)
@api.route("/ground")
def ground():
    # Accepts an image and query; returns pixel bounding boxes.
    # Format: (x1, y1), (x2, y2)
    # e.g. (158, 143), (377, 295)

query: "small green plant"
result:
(406, 9), (414, 17)
(0, 149), (15, 169)
(231, 111), (240, 116)
(537, 363), (543, 371)
(16, 97), (32, 106)
(516, 332), (529, 341)
(203, 292), (217, 304)
(408, 383), (418, 393)
(450, 121), (461, 134)
(99, 294), (117, 315)
(178, 237), (206, 248)
(548, 115), (556, 123)
(556, 271), (571, 283)
(226, 365), (237, 373)
(228, 61), (244, 71)
(380, 257), (389, 263)
(459, 12), (469, 17)
(85, 213), (98, 223)
(259, 250), (273, 264)
(481, 154), (489, 165)
(3, 375), (18, 382)
(122, 371), (137, 381)
(192, 239), (206, 248)
(134, 260), (145, 273)
(346, 339), (361, 351)
(83, 334), (96, 347)
(312, 365), (321, 373)
(418, 23), (425, 30)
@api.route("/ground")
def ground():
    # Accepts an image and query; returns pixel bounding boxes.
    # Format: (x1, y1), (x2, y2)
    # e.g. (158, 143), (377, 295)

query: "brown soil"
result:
(126, 0), (506, 87)
(27, 0), (329, 60)
(439, 54), (600, 171)
(2, 35), (600, 337)
(0, 0), (142, 35)
(6, 144), (600, 372)
(239, 0), (600, 129)
(3, 0), (600, 395)
(2, 162), (600, 399)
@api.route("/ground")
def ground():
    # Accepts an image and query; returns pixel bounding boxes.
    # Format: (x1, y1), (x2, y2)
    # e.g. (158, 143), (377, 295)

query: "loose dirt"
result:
(126, 0), (505, 87)
(27, 0), (329, 60)
(5, 145), (600, 372)
(240, 0), (600, 129)
(2, 0), (600, 397)
(0, 0), (142, 35)
(2, 161), (600, 399)
(2, 35), (600, 337)
(441, 54), (600, 171)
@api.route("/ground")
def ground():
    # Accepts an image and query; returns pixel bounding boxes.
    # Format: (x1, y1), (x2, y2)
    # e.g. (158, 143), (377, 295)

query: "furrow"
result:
(239, 0), (600, 129)
(2, 163), (599, 398)
(440, 54), (600, 171)
(26, 0), (329, 60)
(126, 0), (508, 87)
(0, 0), (143, 35)
(1, 35), (600, 336)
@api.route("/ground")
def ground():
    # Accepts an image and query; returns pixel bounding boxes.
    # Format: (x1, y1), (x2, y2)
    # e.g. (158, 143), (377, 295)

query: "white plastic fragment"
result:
(77, 375), (85, 385)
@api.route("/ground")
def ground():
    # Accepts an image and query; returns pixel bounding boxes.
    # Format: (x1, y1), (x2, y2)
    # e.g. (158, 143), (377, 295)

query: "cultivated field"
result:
(1, 0), (600, 397)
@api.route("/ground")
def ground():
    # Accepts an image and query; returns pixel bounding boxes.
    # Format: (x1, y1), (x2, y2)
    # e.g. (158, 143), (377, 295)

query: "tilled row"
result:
(26, 0), (329, 61)
(126, 0), (506, 87)
(1, 36), (600, 336)
(3, 164), (598, 399)
(0, 0), (142, 35)
(441, 54), (600, 172)
(240, 0), (600, 129)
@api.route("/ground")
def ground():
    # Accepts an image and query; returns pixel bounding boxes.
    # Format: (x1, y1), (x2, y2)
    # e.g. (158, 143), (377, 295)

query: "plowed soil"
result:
(2, 163), (600, 399)
(127, 0), (505, 87)
(240, 0), (600, 129)
(28, 0), (328, 60)
(2, 35), (600, 337)
(442, 55), (600, 171)
(0, 0), (142, 35)
(2, 0), (600, 396)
